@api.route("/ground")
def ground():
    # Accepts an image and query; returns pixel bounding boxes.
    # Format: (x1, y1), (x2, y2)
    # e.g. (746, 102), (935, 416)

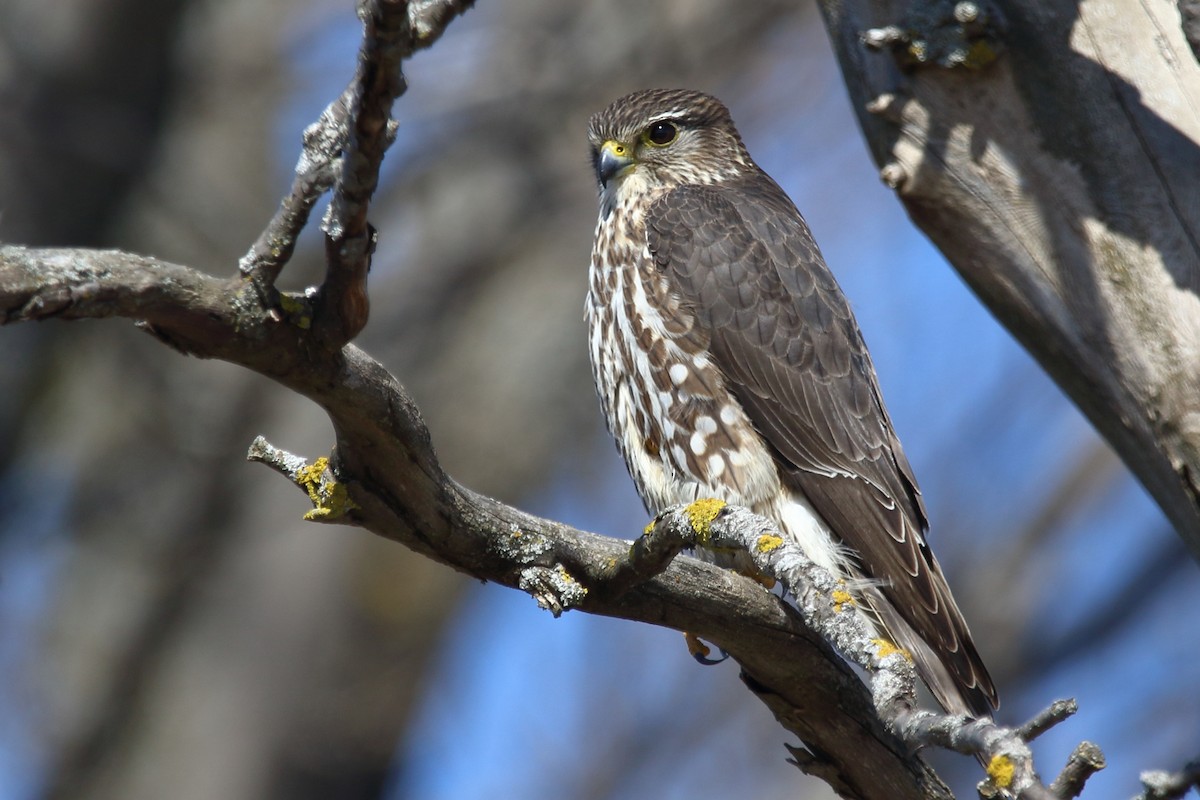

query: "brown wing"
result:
(646, 176), (997, 716)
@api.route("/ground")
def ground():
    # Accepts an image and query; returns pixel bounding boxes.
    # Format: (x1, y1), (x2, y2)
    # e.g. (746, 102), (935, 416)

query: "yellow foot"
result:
(684, 632), (729, 665)
(739, 571), (776, 590)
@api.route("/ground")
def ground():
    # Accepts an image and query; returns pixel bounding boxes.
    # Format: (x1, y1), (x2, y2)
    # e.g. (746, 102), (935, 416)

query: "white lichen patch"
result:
(491, 522), (552, 563)
(518, 563), (588, 618)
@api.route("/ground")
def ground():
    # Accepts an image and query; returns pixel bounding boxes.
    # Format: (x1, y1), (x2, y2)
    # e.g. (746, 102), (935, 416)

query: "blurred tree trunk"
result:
(2, 1), (817, 799)
(2, 1), (465, 798)
(819, 0), (1200, 561)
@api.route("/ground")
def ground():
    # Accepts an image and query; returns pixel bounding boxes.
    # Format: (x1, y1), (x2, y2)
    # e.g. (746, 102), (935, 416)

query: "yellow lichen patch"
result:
(295, 456), (359, 521)
(303, 480), (357, 521)
(831, 589), (855, 611)
(278, 292), (312, 330)
(684, 632), (711, 660)
(872, 638), (912, 662)
(987, 754), (1015, 789)
(296, 457), (330, 504)
(755, 533), (784, 553)
(685, 498), (727, 543)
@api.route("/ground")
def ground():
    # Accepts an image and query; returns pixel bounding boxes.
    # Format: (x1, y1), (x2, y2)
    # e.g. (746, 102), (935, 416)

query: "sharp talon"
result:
(684, 632), (730, 664)
(698, 648), (730, 665)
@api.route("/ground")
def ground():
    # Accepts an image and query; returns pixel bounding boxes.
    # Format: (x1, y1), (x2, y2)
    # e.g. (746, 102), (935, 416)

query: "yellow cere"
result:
(602, 139), (629, 158)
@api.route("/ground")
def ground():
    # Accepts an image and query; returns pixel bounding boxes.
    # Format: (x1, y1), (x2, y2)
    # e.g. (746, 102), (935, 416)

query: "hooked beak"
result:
(596, 139), (635, 188)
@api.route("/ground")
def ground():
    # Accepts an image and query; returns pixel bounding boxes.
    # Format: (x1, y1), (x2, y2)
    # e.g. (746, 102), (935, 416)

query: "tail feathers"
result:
(867, 586), (997, 719)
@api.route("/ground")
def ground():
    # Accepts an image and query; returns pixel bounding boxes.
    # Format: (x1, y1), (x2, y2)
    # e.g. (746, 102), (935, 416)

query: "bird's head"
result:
(587, 88), (753, 199)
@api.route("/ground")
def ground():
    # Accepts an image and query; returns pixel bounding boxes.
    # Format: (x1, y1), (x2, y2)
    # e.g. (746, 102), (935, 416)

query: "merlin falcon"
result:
(585, 88), (997, 717)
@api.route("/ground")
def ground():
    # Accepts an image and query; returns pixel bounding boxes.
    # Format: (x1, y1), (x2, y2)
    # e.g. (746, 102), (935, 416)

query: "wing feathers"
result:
(646, 178), (997, 715)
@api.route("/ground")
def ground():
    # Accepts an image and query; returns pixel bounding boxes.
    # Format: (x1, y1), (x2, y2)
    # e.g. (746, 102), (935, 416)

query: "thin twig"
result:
(1135, 758), (1200, 800)
(237, 0), (475, 337)
(315, 0), (474, 346)
(246, 435), (310, 478)
(1018, 698), (1079, 743)
(1048, 741), (1105, 799)
(238, 86), (354, 300)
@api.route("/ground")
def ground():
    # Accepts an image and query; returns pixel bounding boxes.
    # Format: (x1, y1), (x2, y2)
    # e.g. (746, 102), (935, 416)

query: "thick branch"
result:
(819, 0), (1200, 562)
(0, 244), (956, 800)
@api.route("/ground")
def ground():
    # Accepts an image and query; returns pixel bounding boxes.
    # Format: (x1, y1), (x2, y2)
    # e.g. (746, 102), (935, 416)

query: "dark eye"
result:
(646, 121), (678, 146)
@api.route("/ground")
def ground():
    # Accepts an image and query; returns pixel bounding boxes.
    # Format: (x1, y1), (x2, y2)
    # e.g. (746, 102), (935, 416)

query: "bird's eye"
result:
(645, 121), (678, 146)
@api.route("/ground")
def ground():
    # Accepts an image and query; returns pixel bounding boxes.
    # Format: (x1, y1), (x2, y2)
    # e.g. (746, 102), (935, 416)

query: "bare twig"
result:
(1049, 742), (1106, 799)
(314, 0), (474, 346)
(1135, 758), (1200, 800)
(236, 0), (475, 337)
(1018, 698), (1079, 743)
(238, 87), (354, 301)
(246, 435), (310, 478)
(246, 436), (361, 523)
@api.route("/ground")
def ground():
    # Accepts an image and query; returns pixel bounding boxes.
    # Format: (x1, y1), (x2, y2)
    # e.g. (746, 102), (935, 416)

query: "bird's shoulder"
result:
(644, 173), (928, 526)
(646, 176), (824, 282)
(644, 176), (856, 374)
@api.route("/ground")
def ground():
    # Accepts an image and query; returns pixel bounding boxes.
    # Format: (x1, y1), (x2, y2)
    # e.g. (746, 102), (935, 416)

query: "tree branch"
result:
(1016, 699), (1078, 743)
(313, 0), (475, 346)
(1048, 742), (1106, 800)
(237, 0), (476, 343)
(819, 0), (1200, 563)
(1, 243), (956, 800)
(1135, 758), (1200, 800)
(238, 86), (353, 302)
(0, 242), (1105, 800)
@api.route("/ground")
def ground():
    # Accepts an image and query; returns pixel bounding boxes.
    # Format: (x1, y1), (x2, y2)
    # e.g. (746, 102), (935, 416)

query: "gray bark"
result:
(819, 0), (1200, 561)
